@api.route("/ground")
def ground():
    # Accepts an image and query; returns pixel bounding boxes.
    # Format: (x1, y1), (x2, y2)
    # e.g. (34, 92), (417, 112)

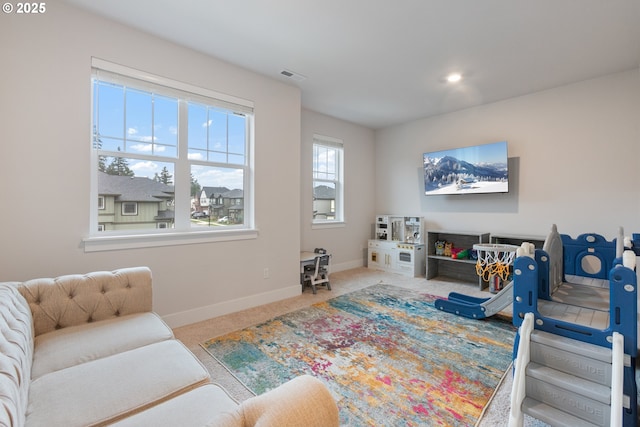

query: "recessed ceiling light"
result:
(446, 73), (462, 83)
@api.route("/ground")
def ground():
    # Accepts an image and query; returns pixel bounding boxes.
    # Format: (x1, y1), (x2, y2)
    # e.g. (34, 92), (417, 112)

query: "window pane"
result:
(188, 103), (207, 151)
(98, 137), (124, 152)
(313, 181), (335, 220)
(313, 146), (337, 180)
(188, 103), (246, 165)
(191, 165), (244, 228)
(228, 114), (246, 157)
(97, 156), (175, 232)
(208, 109), (227, 153)
(154, 95), (178, 149)
(96, 81), (124, 140)
(126, 89), (153, 143)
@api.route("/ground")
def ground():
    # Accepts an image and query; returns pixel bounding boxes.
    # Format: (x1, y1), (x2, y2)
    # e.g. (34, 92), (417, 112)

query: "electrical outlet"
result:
(263, 268), (269, 279)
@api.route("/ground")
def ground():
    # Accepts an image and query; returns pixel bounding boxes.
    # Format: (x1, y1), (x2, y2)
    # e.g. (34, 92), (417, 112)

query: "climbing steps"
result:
(516, 329), (630, 427)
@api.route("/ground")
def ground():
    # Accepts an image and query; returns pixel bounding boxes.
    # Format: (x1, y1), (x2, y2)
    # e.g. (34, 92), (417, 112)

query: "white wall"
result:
(375, 70), (640, 239)
(0, 3), (303, 327)
(300, 109), (376, 270)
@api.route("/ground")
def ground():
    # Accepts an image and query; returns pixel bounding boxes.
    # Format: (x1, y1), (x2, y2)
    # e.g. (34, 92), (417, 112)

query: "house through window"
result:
(312, 134), (344, 223)
(90, 58), (254, 239)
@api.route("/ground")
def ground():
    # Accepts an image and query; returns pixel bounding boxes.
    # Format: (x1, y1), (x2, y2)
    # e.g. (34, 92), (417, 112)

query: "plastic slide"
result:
(434, 280), (514, 319)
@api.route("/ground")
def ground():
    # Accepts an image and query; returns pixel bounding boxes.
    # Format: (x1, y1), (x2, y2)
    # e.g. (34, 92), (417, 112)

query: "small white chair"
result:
(303, 254), (331, 294)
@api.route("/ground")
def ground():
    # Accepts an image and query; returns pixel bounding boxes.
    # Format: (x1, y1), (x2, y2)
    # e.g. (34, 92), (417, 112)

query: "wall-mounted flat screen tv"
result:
(423, 141), (508, 195)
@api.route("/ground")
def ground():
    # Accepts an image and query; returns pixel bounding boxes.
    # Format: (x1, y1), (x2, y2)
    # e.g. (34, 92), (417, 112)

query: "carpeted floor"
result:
(202, 284), (515, 426)
(174, 267), (548, 426)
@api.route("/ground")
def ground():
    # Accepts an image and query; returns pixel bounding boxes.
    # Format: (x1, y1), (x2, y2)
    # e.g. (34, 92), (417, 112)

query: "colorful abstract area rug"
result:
(202, 284), (515, 426)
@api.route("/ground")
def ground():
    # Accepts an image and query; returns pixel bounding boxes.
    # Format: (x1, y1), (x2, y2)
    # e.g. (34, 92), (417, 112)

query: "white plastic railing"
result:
(622, 249), (636, 270)
(610, 332), (624, 427)
(508, 312), (534, 427)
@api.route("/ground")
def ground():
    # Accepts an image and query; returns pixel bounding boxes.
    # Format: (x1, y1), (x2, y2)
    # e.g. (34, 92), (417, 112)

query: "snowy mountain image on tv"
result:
(423, 141), (508, 195)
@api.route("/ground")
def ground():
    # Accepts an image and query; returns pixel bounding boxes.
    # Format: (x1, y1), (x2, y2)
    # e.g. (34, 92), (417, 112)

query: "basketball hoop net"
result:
(473, 243), (519, 282)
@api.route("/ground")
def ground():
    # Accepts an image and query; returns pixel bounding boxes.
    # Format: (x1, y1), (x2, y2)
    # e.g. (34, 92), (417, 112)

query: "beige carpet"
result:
(174, 267), (546, 426)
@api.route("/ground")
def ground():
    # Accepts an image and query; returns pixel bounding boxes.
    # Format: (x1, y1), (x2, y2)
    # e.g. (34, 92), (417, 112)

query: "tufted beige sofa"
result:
(0, 267), (340, 427)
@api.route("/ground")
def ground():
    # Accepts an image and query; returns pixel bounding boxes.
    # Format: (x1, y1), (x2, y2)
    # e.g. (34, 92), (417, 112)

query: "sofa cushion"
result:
(236, 375), (340, 427)
(25, 339), (210, 427)
(109, 383), (239, 427)
(31, 312), (173, 379)
(18, 267), (153, 336)
(0, 284), (34, 427)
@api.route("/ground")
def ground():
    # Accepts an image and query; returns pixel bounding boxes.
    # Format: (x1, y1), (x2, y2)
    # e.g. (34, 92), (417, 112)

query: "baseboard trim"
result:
(332, 258), (364, 272)
(162, 285), (301, 328)
(163, 258), (364, 328)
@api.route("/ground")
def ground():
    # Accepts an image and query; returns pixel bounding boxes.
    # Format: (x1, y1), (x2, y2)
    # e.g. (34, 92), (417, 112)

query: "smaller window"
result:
(157, 222), (169, 229)
(122, 202), (138, 216)
(98, 224), (105, 232)
(312, 135), (344, 223)
(98, 196), (105, 210)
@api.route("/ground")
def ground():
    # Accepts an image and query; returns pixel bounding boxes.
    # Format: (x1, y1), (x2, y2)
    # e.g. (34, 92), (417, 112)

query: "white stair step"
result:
(530, 330), (611, 363)
(522, 397), (600, 427)
(525, 375), (611, 426)
(526, 362), (611, 404)
(529, 340), (612, 385)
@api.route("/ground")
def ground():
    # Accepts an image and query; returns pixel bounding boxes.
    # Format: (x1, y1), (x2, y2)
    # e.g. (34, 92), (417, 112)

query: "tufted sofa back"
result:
(16, 267), (153, 337)
(0, 284), (34, 427)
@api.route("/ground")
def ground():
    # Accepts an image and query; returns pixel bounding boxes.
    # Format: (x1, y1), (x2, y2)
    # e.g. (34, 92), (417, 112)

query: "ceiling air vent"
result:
(280, 69), (306, 82)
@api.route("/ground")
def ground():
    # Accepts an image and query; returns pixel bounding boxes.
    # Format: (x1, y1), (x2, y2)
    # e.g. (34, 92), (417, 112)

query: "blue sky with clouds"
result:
(94, 81), (246, 190)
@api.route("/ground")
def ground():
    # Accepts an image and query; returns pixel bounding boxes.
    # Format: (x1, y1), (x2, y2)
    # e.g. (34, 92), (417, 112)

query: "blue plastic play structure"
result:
(509, 225), (638, 427)
(434, 281), (515, 319)
(434, 243), (531, 319)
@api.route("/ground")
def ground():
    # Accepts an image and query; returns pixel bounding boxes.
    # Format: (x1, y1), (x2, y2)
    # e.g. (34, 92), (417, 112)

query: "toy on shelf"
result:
(443, 242), (453, 257)
(435, 240), (472, 260)
(451, 248), (469, 259)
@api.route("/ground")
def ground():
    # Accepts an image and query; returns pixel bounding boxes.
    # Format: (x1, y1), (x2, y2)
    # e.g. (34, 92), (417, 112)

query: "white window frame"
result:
(98, 196), (105, 210)
(121, 202), (138, 216)
(84, 58), (257, 252)
(312, 134), (344, 227)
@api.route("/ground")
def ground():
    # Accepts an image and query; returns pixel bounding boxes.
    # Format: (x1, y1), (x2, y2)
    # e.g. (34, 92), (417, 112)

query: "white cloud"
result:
(202, 119), (213, 128)
(169, 126), (177, 135)
(192, 165), (243, 189)
(131, 142), (165, 152)
(127, 128), (138, 135)
(131, 160), (159, 176)
(188, 152), (204, 160)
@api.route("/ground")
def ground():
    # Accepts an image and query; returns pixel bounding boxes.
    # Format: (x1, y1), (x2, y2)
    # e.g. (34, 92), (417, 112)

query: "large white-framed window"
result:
(312, 134), (344, 224)
(85, 58), (256, 252)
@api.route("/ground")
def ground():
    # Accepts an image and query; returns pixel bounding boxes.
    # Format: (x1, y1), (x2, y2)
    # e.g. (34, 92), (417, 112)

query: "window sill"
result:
(83, 228), (258, 252)
(311, 221), (346, 230)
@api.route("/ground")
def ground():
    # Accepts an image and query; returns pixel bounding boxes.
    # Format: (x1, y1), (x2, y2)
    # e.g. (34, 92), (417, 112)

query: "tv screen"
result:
(423, 141), (508, 195)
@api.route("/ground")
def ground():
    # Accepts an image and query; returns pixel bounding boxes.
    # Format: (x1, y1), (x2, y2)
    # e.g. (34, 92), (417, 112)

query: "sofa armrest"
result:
(17, 266), (153, 336)
(213, 375), (340, 427)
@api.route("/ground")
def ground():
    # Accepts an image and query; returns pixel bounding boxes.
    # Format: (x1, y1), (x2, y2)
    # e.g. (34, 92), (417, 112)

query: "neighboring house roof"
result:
(223, 189), (243, 198)
(201, 186), (230, 197)
(313, 185), (335, 200)
(98, 171), (174, 202)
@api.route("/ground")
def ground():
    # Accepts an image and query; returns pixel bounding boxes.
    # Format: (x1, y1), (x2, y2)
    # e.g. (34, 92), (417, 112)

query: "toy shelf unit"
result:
(426, 230), (490, 289)
(490, 233), (546, 249)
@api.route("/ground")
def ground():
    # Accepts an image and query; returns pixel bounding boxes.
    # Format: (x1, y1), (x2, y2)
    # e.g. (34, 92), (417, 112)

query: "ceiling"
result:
(63, 0), (640, 129)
